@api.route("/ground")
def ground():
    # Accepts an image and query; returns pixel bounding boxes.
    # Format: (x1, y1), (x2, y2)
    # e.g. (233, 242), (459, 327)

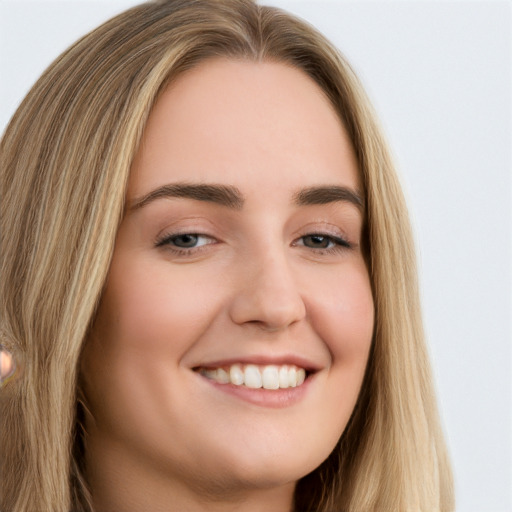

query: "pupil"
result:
(305, 235), (329, 248)
(174, 234), (197, 247)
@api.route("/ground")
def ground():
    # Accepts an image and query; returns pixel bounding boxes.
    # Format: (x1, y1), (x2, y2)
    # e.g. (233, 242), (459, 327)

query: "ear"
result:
(0, 346), (16, 387)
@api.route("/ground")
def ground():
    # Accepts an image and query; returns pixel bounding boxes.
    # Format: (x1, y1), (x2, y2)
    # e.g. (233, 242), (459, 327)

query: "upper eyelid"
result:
(154, 223), (353, 238)
(295, 223), (352, 241)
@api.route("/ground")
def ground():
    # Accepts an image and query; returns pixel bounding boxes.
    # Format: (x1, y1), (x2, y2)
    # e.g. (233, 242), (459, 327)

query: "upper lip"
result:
(191, 354), (323, 373)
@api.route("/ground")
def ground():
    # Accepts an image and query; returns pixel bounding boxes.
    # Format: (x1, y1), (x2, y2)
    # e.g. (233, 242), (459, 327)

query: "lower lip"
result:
(197, 373), (314, 408)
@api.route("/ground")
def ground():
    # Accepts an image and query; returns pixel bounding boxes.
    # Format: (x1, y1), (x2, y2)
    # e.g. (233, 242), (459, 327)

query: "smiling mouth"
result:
(194, 363), (308, 390)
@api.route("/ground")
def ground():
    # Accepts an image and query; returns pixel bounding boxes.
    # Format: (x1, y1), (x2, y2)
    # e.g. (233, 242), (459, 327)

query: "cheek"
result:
(81, 257), (223, 414)
(307, 263), (374, 361)
(94, 258), (222, 359)
(296, 264), (373, 460)
(80, 258), (227, 447)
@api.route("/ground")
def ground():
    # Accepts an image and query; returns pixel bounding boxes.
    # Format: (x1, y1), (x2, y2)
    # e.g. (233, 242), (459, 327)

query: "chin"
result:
(200, 440), (332, 493)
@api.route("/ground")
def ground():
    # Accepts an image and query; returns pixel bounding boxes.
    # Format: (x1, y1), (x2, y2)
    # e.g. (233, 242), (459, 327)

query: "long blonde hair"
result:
(0, 1), (454, 510)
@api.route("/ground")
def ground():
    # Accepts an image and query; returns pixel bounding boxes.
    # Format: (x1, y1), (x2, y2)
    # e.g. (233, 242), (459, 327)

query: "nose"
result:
(228, 250), (306, 331)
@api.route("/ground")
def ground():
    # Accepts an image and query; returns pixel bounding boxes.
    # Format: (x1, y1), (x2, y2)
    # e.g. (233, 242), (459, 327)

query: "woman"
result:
(0, 0), (454, 510)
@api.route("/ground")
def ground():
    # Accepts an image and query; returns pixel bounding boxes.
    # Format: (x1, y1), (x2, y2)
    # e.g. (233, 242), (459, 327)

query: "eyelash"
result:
(155, 232), (216, 255)
(155, 231), (352, 256)
(294, 233), (352, 253)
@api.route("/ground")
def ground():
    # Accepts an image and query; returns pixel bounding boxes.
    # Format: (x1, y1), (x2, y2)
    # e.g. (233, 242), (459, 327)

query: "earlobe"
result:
(0, 346), (16, 387)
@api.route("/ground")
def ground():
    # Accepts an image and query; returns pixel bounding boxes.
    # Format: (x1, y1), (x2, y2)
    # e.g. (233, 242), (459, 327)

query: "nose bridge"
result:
(228, 241), (306, 330)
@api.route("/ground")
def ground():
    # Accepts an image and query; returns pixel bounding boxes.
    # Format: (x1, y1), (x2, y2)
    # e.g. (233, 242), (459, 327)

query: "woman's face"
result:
(82, 59), (374, 502)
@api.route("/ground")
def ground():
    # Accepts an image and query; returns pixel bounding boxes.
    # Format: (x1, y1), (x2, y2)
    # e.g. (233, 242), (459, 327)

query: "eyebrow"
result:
(293, 185), (364, 210)
(130, 183), (244, 210)
(129, 182), (363, 211)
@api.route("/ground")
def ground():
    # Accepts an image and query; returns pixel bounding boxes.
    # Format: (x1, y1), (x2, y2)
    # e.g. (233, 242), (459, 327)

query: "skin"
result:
(81, 59), (374, 512)
(0, 349), (14, 384)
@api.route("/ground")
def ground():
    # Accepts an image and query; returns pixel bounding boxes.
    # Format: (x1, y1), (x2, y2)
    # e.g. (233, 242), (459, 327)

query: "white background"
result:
(1, 1), (510, 511)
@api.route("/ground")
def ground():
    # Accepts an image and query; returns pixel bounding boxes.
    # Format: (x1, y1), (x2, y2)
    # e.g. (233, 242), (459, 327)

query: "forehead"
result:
(128, 58), (360, 198)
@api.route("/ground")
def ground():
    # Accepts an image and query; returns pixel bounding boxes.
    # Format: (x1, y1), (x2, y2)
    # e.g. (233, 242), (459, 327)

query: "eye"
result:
(156, 233), (215, 250)
(302, 234), (334, 249)
(296, 233), (351, 251)
(170, 234), (202, 248)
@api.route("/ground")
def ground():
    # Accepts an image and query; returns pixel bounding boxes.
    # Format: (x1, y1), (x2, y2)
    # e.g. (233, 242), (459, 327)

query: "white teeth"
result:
(199, 363), (308, 389)
(229, 364), (244, 386)
(262, 365), (279, 390)
(201, 368), (217, 380)
(278, 365), (289, 388)
(244, 365), (262, 389)
(216, 368), (230, 384)
(288, 367), (297, 387)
